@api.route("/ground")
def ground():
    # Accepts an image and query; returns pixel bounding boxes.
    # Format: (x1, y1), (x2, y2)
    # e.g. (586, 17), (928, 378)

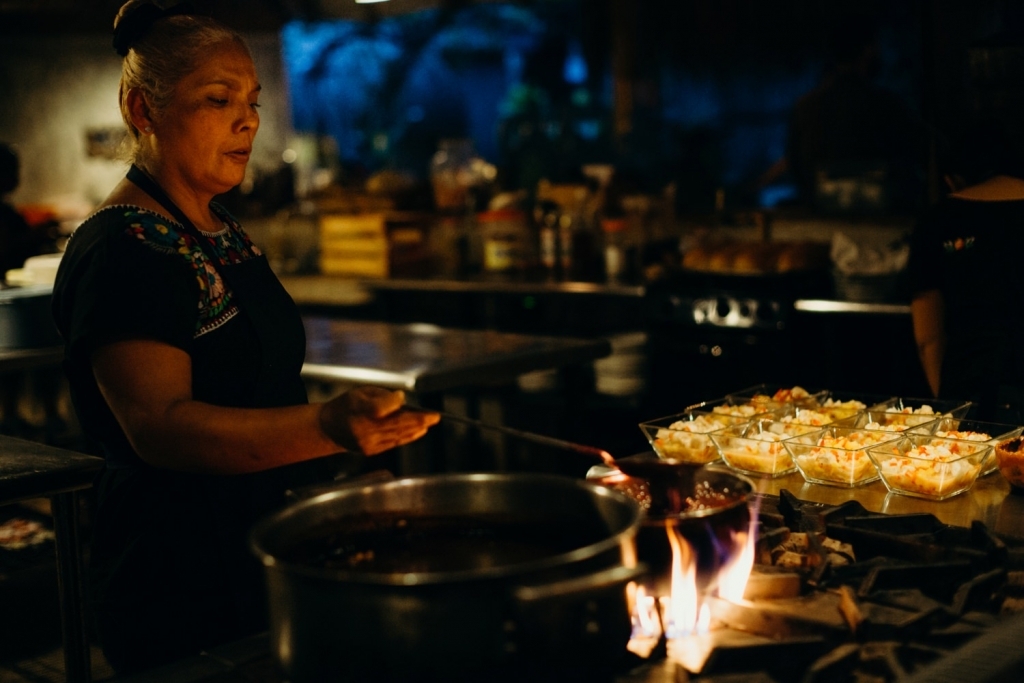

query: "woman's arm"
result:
(92, 339), (439, 475)
(911, 289), (945, 397)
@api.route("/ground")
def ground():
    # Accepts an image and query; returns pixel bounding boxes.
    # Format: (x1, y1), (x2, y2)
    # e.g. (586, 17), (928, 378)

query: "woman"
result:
(51, 1), (439, 673)
(908, 102), (1024, 423)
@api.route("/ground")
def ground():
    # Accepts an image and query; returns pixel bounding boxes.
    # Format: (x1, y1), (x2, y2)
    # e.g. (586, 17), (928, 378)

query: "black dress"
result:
(906, 195), (1024, 421)
(51, 167), (334, 673)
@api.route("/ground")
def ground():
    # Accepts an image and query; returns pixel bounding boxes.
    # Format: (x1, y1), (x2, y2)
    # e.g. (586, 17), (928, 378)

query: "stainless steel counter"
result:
(278, 274), (645, 301)
(794, 299), (911, 315)
(754, 466), (1024, 537)
(301, 316), (612, 392)
(279, 274), (910, 315)
(1, 435), (104, 683)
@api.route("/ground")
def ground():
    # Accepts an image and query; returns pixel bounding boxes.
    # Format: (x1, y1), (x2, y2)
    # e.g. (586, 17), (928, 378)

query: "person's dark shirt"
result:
(907, 195), (1024, 412)
(52, 204), (272, 466)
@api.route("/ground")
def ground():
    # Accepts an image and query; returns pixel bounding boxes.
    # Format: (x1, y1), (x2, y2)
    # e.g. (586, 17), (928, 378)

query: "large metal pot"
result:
(249, 473), (644, 682)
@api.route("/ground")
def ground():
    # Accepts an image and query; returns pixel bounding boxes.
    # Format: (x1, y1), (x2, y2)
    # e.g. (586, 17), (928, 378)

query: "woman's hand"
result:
(318, 387), (440, 456)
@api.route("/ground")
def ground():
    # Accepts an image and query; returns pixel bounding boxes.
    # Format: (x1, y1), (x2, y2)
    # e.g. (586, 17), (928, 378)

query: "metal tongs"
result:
(419, 409), (704, 509)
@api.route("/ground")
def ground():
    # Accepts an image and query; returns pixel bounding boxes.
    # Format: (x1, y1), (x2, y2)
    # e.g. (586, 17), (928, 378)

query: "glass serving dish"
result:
(870, 397), (973, 427)
(815, 391), (897, 423)
(684, 395), (787, 421)
(724, 384), (828, 411)
(710, 417), (820, 478)
(638, 411), (752, 465)
(906, 417), (1024, 476)
(785, 425), (900, 488)
(773, 403), (836, 428)
(866, 434), (993, 501)
(832, 408), (941, 433)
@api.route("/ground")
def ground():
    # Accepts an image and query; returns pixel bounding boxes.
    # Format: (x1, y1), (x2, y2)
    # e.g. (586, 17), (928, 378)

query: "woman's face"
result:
(155, 41), (261, 196)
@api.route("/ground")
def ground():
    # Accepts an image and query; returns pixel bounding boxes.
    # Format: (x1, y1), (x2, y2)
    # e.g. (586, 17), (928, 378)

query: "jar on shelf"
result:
(430, 139), (475, 211)
(478, 209), (530, 273)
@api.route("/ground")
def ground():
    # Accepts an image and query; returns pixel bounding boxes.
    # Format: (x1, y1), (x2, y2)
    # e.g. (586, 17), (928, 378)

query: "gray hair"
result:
(114, 1), (250, 164)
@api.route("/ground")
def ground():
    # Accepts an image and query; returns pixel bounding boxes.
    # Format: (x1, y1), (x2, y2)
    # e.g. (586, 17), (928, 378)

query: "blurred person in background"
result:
(0, 143), (43, 284)
(785, 16), (927, 212)
(907, 33), (1024, 422)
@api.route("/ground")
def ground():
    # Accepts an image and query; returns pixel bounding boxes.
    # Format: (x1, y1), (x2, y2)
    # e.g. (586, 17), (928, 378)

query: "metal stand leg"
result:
(50, 491), (91, 683)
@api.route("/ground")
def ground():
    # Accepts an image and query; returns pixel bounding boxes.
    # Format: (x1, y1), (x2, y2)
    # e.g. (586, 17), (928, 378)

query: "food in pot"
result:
(788, 429), (897, 486)
(281, 513), (608, 574)
(868, 439), (990, 499)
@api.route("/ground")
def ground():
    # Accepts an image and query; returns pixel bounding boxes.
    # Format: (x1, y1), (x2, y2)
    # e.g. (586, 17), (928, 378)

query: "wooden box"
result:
(318, 212), (430, 278)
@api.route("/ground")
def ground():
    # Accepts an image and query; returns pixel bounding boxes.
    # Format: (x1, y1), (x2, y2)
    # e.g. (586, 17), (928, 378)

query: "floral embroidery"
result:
(943, 236), (975, 252)
(117, 205), (261, 338)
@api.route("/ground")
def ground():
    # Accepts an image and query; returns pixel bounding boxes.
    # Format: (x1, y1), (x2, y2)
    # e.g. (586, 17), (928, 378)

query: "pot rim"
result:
(644, 465), (755, 522)
(249, 472), (643, 586)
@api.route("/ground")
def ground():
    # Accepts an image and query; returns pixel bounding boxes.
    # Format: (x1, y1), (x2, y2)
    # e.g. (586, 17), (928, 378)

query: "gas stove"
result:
(121, 489), (1024, 683)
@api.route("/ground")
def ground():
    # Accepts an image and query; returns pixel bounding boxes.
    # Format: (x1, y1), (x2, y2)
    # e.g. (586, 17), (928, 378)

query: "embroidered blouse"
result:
(52, 203), (271, 467)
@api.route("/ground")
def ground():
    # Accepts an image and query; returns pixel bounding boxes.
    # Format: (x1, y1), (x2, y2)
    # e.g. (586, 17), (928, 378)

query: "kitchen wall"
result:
(0, 31), (295, 222)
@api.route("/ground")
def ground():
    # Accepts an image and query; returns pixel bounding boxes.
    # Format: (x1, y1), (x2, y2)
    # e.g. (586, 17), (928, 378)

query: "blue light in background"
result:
(563, 40), (588, 84)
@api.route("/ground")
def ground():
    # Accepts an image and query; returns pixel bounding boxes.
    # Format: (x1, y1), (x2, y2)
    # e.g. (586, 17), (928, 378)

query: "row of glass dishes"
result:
(638, 385), (1024, 501)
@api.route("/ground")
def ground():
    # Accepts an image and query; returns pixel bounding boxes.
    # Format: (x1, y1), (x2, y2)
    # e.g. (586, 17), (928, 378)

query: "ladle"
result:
(424, 410), (704, 510)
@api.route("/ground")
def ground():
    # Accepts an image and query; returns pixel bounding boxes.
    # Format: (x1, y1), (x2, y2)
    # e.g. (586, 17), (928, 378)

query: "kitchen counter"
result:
(586, 452), (1024, 539)
(301, 316), (612, 392)
(794, 299), (911, 315)
(278, 274), (909, 315)
(114, 464), (1024, 683)
(1, 435), (105, 683)
(755, 466), (1024, 537)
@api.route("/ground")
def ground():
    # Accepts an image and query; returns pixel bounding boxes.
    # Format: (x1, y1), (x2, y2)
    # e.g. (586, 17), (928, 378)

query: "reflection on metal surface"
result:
(794, 299), (911, 315)
(365, 278), (646, 297)
(299, 316), (612, 393)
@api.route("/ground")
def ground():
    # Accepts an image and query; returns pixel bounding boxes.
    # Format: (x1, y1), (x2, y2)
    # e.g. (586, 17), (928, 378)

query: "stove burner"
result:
(692, 295), (784, 329)
(682, 489), (1024, 683)
(126, 493), (1024, 683)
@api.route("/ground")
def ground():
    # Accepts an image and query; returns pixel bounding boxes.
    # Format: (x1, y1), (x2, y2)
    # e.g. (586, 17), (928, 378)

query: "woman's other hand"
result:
(319, 387), (440, 455)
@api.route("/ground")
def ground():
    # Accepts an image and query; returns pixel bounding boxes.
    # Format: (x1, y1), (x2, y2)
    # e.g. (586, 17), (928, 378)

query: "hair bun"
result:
(113, 1), (194, 57)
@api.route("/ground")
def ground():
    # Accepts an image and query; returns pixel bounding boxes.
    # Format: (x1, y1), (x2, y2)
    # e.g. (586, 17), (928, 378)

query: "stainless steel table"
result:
(301, 316), (613, 473)
(301, 316), (612, 391)
(0, 435), (105, 683)
(0, 346), (63, 373)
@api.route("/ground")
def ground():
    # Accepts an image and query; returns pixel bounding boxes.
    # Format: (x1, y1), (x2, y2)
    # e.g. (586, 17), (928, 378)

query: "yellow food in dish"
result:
(871, 441), (986, 498)
(718, 431), (795, 475)
(651, 414), (730, 464)
(820, 398), (867, 422)
(791, 431), (893, 485)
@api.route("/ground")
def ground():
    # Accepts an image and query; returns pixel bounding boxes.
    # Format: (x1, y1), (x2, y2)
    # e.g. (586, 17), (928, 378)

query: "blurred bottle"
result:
(534, 200), (559, 276)
(557, 212), (575, 278)
(430, 139), (475, 211)
(601, 217), (627, 281)
(479, 208), (530, 274)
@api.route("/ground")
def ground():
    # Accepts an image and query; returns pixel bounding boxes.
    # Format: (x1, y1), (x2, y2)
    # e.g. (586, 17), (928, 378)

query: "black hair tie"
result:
(113, 2), (195, 57)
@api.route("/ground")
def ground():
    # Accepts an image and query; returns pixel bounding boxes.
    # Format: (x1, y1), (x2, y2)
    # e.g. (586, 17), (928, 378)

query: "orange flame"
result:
(716, 520), (756, 603)
(629, 516), (757, 644)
